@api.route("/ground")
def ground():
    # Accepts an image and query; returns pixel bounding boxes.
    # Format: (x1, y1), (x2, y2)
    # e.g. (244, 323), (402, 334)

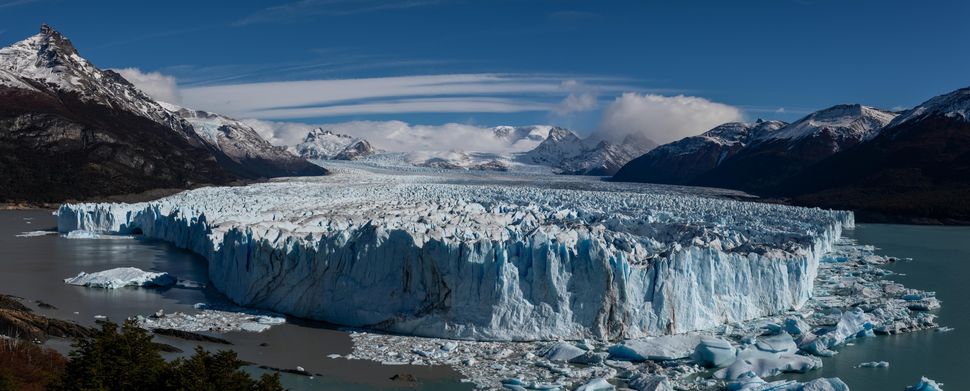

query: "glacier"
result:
(56, 164), (853, 341)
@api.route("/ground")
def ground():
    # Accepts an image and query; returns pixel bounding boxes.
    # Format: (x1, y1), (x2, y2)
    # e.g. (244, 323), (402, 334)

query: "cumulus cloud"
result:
(111, 68), (182, 104)
(242, 119), (545, 153)
(598, 93), (743, 144)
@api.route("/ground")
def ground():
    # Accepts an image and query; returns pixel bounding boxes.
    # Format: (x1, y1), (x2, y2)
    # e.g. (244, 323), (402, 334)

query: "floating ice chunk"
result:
(64, 267), (176, 289)
(726, 374), (847, 391)
(608, 335), (700, 361)
(576, 378), (614, 391)
(715, 354), (821, 380)
(801, 377), (850, 391)
(784, 317), (811, 336)
(905, 377), (944, 391)
(693, 336), (737, 368)
(937, 327), (954, 332)
(626, 373), (672, 391)
(755, 332), (799, 354)
(799, 308), (872, 355)
(137, 303), (286, 333)
(857, 361), (889, 368)
(540, 342), (586, 362)
(15, 230), (57, 238)
(63, 230), (133, 240)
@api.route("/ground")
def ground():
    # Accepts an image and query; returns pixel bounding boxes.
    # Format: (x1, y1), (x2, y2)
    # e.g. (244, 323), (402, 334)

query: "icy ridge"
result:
(56, 169), (852, 341)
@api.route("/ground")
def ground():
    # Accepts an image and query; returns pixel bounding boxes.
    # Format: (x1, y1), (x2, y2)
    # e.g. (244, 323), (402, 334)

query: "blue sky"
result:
(2, 0), (969, 143)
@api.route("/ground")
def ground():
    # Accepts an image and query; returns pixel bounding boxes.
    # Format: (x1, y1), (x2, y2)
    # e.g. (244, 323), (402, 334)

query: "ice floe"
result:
(15, 230), (57, 237)
(64, 267), (176, 289)
(134, 303), (285, 333)
(906, 377), (944, 391)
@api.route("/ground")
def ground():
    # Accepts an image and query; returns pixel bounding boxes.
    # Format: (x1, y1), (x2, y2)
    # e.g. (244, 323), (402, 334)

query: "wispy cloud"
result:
(235, 0), (446, 26)
(0, 0), (39, 9)
(180, 73), (645, 119)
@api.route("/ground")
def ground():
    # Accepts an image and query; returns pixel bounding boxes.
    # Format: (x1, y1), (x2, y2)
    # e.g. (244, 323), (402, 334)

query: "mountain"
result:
(781, 87), (970, 222)
(0, 25), (324, 202)
(491, 125), (552, 151)
(692, 104), (897, 192)
(614, 104), (896, 191)
(521, 127), (656, 175)
(332, 139), (377, 160)
(161, 103), (326, 178)
(613, 120), (786, 184)
(293, 128), (377, 160)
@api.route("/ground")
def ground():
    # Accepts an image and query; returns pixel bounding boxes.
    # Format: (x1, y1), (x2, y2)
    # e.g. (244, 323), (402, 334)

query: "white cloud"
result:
(598, 93), (743, 144)
(553, 80), (598, 116)
(180, 73), (635, 119)
(112, 67), (182, 104)
(242, 119), (545, 153)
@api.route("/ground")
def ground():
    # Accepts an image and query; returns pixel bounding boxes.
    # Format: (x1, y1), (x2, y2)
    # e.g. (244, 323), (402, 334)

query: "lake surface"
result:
(784, 223), (970, 390)
(0, 209), (470, 391)
(2, 210), (966, 390)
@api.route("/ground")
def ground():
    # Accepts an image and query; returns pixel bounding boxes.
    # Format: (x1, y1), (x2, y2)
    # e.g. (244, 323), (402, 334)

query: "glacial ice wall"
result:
(57, 167), (853, 341)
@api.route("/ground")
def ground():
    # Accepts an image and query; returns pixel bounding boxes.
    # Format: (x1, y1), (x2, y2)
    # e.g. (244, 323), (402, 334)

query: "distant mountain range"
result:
(614, 89), (970, 223)
(0, 25), (324, 203)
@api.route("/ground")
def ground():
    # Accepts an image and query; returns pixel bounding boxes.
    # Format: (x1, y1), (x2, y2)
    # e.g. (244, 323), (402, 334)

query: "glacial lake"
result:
(0, 209), (965, 390)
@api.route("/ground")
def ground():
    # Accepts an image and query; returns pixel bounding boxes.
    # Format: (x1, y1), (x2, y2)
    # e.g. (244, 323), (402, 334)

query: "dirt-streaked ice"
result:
(56, 164), (852, 341)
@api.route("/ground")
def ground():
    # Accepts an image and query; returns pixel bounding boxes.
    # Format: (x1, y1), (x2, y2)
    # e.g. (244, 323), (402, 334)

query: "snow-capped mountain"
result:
(491, 125), (552, 151)
(332, 139), (377, 160)
(780, 86), (970, 222)
(613, 120), (786, 184)
(0, 25), (195, 138)
(0, 25), (323, 202)
(886, 86), (970, 127)
(160, 103), (326, 177)
(521, 127), (656, 175)
(615, 104), (896, 191)
(754, 104), (897, 146)
(616, 87), (970, 222)
(293, 128), (377, 160)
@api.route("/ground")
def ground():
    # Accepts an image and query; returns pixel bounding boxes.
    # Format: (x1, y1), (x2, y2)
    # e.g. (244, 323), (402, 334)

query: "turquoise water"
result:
(785, 223), (969, 390)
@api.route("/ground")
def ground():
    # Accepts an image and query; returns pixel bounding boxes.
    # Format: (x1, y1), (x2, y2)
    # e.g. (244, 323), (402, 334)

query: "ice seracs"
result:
(64, 267), (176, 289)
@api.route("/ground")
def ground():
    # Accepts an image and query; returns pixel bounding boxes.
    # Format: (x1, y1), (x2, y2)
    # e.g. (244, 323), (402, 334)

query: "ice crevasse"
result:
(56, 171), (853, 341)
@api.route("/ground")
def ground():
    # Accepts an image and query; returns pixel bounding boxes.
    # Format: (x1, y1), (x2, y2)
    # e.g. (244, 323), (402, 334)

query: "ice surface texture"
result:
(57, 166), (852, 341)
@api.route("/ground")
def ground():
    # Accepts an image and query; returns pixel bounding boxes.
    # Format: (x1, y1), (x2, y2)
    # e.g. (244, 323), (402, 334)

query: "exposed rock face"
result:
(0, 294), (93, 341)
(0, 25), (324, 203)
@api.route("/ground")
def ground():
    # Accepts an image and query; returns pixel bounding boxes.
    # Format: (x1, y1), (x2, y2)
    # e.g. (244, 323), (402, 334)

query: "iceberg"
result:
(56, 166), (853, 341)
(906, 377), (944, 391)
(64, 267), (176, 289)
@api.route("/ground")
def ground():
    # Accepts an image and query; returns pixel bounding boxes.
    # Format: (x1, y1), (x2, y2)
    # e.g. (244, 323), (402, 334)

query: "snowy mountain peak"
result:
(889, 86), (970, 127)
(759, 104), (896, 142)
(545, 126), (581, 143)
(293, 128), (369, 160)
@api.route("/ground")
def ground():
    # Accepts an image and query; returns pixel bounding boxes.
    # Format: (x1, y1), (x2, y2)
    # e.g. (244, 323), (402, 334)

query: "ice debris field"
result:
(53, 163), (942, 389)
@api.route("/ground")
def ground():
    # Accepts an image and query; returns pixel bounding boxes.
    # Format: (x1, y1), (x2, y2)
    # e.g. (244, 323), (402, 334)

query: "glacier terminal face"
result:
(56, 165), (853, 341)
